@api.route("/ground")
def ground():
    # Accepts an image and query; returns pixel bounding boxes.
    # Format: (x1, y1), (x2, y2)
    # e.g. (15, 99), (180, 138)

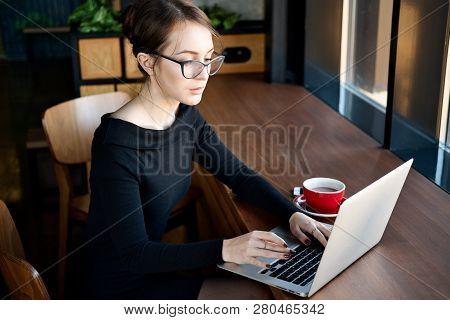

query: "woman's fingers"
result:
(248, 257), (271, 269)
(250, 248), (290, 260)
(317, 223), (331, 239)
(291, 224), (311, 245)
(261, 241), (291, 253)
(253, 231), (287, 248)
(308, 224), (328, 247)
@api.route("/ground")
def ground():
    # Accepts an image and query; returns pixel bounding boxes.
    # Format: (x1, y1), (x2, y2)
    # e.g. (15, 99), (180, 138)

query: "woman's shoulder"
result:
(108, 100), (149, 127)
(187, 105), (207, 127)
(109, 101), (200, 127)
(93, 102), (204, 150)
(90, 125), (139, 180)
(91, 114), (137, 160)
(92, 104), (143, 151)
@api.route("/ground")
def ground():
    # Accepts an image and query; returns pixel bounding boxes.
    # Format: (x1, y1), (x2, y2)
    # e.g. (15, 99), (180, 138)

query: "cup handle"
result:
(297, 194), (307, 204)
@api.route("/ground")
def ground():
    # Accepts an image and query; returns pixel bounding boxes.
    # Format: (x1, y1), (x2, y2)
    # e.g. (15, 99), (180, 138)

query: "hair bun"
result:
(121, 4), (136, 43)
(118, 0), (220, 74)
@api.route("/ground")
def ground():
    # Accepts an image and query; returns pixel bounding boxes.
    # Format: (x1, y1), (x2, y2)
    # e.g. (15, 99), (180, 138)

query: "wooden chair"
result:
(0, 200), (50, 299)
(0, 200), (25, 259)
(191, 162), (248, 240)
(42, 91), (203, 298)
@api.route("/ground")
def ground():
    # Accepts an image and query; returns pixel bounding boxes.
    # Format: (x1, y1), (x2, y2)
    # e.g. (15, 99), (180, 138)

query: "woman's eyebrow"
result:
(175, 48), (214, 55)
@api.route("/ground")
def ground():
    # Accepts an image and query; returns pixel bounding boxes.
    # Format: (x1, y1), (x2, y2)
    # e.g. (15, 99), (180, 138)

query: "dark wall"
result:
(0, 0), (82, 60)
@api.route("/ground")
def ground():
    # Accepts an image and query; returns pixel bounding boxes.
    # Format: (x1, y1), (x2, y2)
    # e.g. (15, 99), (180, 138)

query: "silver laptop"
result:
(218, 159), (414, 297)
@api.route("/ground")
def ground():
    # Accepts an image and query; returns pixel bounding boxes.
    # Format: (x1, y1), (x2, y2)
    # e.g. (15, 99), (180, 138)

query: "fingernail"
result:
(284, 254), (290, 259)
(305, 239), (311, 245)
(266, 264), (271, 268)
(290, 249), (296, 254)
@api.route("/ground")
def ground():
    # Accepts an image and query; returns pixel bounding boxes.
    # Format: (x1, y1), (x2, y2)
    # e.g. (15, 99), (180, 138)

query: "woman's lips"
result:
(189, 87), (204, 94)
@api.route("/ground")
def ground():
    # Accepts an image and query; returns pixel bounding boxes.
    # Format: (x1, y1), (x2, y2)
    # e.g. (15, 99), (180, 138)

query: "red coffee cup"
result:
(298, 177), (346, 214)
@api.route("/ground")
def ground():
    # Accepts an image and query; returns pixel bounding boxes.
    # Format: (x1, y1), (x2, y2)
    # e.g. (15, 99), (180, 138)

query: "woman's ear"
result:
(136, 53), (155, 76)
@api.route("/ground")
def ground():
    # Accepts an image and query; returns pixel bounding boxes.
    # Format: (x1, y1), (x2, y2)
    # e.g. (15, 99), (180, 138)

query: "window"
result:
(338, 0), (393, 143)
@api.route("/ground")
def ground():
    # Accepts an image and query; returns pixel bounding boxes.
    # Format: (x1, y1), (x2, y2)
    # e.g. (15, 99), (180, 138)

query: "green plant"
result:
(68, 0), (121, 33)
(15, 11), (56, 30)
(199, 4), (241, 30)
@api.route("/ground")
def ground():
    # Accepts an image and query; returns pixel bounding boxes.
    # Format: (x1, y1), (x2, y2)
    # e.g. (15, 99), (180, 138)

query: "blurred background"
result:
(0, 0), (449, 299)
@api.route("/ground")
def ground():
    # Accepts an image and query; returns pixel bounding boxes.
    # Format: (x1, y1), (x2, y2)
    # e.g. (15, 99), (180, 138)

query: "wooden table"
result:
(196, 73), (450, 299)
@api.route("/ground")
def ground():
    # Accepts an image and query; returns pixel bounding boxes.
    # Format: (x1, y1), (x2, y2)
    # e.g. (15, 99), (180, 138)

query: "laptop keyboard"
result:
(260, 239), (324, 286)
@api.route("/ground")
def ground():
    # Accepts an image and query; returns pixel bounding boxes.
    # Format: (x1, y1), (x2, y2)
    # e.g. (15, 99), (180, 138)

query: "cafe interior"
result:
(0, 0), (449, 300)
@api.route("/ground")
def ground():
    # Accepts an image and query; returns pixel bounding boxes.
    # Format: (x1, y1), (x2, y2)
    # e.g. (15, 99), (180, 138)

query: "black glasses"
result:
(151, 52), (225, 79)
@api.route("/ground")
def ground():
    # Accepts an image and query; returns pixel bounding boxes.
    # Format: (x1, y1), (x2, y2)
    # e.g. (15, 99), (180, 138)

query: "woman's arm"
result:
(91, 144), (224, 275)
(192, 112), (299, 224)
(192, 112), (331, 257)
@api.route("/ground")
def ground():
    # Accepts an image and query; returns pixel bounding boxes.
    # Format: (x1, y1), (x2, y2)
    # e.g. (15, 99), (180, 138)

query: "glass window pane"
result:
(341, 0), (392, 108)
(390, 0), (449, 193)
(338, 0), (393, 143)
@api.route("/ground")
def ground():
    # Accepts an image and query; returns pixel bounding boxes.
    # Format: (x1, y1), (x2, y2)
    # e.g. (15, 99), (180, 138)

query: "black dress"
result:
(83, 103), (300, 299)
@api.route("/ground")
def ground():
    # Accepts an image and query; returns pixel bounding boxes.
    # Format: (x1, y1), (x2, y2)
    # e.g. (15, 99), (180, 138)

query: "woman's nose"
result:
(196, 66), (209, 80)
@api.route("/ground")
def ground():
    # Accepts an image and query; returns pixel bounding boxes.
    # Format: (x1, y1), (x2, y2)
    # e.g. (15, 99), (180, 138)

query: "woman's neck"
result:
(138, 81), (180, 129)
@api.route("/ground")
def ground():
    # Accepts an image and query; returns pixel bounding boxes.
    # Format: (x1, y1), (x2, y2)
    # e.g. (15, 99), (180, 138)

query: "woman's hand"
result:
(289, 211), (332, 247)
(222, 231), (294, 269)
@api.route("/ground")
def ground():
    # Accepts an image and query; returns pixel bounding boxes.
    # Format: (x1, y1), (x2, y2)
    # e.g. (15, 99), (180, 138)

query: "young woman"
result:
(83, 0), (331, 299)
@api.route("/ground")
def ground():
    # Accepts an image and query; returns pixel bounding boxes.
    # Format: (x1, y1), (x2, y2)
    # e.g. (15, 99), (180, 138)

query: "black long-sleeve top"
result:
(83, 103), (300, 299)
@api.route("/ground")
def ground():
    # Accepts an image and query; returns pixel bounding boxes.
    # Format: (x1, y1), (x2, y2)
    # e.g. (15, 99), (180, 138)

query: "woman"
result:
(83, 0), (331, 300)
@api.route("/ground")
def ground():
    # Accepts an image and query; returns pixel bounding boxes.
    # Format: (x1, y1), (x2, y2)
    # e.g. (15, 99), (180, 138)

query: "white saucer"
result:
(292, 195), (342, 218)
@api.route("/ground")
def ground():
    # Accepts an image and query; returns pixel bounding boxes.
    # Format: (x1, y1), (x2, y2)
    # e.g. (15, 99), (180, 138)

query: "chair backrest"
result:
(191, 163), (248, 238)
(0, 252), (50, 300)
(42, 91), (131, 164)
(0, 200), (50, 299)
(0, 200), (25, 259)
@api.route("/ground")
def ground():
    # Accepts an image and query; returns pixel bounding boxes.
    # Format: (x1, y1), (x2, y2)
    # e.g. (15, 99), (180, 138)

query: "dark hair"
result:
(122, 0), (221, 76)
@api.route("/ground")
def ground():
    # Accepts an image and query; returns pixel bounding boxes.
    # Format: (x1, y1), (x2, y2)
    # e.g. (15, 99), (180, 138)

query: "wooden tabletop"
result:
(198, 73), (450, 299)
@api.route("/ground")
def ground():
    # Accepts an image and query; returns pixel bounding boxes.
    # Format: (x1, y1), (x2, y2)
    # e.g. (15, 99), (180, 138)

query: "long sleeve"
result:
(90, 144), (224, 275)
(193, 112), (299, 223)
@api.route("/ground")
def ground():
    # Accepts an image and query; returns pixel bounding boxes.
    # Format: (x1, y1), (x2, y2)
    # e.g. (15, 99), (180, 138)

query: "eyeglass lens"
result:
(183, 57), (224, 78)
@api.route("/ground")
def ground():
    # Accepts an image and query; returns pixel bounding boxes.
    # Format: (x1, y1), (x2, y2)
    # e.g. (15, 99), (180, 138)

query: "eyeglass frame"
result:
(149, 51), (225, 79)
